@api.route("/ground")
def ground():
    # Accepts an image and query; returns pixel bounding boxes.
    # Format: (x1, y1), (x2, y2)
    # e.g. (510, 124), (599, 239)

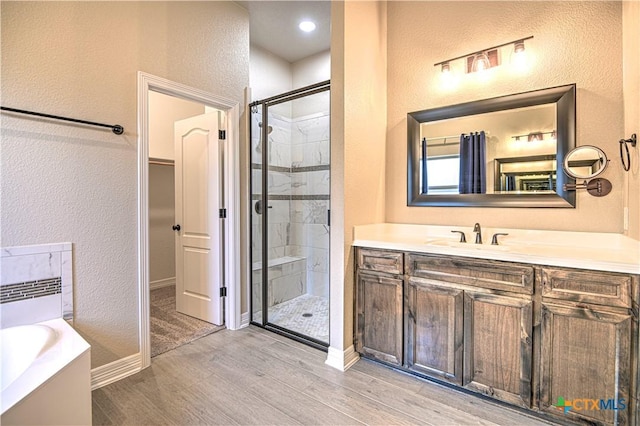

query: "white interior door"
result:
(174, 112), (223, 325)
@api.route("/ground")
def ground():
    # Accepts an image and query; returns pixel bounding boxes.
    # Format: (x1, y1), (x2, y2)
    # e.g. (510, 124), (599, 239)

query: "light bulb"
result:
(299, 21), (316, 33)
(471, 53), (490, 73)
(439, 62), (458, 90)
(510, 40), (529, 71)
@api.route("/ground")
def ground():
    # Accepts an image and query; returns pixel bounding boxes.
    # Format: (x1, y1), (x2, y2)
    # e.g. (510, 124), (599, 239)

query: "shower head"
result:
(258, 122), (273, 134)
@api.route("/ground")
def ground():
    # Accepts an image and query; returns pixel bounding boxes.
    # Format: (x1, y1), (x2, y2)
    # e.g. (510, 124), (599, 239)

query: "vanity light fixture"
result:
(528, 132), (543, 142)
(434, 36), (533, 75)
(511, 130), (556, 142)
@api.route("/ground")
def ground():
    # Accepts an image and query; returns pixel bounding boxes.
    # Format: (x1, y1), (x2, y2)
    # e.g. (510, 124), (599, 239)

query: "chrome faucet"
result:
(473, 223), (482, 244)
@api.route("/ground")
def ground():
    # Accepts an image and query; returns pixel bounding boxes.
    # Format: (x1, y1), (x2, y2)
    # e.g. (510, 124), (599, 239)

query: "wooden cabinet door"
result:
(463, 291), (533, 408)
(355, 271), (403, 366)
(405, 278), (463, 384)
(540, 303), (632, 426)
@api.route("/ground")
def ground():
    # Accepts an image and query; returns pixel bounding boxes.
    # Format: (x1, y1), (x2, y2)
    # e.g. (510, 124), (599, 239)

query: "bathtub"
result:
(0, 318), (91, 425)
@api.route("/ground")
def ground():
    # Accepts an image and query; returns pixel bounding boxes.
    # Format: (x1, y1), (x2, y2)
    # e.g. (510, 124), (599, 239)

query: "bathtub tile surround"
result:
(0, 278), (61, 304)
(1, 243), (73, 328)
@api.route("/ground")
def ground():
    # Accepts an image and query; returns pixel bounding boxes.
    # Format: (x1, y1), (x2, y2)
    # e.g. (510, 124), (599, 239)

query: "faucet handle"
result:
(491, 233), (509, 245)
(451, 230), (466, 243)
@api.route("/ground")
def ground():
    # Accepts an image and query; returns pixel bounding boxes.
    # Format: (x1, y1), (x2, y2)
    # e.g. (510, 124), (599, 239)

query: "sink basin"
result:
(425, 239), (511, 251)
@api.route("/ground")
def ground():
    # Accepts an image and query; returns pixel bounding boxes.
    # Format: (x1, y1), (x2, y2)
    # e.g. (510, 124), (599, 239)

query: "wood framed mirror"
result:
(407, 84), (576, 207)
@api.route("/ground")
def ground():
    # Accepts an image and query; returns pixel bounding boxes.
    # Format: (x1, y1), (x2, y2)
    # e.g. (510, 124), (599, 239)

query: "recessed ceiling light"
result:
(299, 21), (316, 33)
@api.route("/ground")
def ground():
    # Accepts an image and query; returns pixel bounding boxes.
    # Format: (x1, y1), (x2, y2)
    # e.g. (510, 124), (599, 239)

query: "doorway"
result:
(249, 80), (330, 349)
(147, 94), (225, 357)
(138, 72), (241, 369)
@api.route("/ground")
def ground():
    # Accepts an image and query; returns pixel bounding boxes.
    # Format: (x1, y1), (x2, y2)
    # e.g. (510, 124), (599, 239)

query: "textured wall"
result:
(623, 1), (640, 240)
(331, 1), (387, 351)
(386, 1), (626, 233)
(0, 1), (249, 368)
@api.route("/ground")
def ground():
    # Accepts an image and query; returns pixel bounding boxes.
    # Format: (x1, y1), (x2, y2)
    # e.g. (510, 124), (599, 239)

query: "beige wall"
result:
(149, 164), (176, 284)
(0, 1), (249, 368)
(148, 91), (205, 161)
(623, 0), (640, 240)
(331, 1), (387, 351)
(293, 50), (332, 88)
(386, 1), (626, 233)
(250, 44), (293, 102)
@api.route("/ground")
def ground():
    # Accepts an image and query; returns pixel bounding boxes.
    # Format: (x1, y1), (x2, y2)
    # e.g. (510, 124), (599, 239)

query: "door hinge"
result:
(219, 130), (226, 140)
(220, 287), (227, 297)
(219, 208), (227, 218)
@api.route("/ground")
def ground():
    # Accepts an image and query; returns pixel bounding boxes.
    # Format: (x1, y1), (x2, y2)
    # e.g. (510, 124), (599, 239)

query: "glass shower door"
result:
(250, 82), (330, 347)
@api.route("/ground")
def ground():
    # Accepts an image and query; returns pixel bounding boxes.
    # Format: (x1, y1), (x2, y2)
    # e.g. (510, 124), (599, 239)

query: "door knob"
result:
(172, 224), (181, 231)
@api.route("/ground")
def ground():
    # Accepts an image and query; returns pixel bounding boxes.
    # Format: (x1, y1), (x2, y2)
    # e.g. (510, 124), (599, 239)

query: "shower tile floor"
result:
(258, 294), (329, 343)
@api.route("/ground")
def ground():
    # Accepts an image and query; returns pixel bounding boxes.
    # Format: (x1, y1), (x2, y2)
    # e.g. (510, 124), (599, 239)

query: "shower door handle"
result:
(254, 200), (272, 215)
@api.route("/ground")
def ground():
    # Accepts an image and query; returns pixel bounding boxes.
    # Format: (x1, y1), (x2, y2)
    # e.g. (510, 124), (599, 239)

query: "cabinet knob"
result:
(172, 224), (181, 231)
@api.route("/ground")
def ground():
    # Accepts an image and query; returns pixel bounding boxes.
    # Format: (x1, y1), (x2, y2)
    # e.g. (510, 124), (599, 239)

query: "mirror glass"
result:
(407, 84), (576, 207)
(563, 145), (608, 179)
(421, 103), (557, 194)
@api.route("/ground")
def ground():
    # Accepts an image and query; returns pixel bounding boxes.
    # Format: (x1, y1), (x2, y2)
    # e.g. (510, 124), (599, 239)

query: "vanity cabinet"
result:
(355, 247), (639, 426)
(463, 291), (533, 408)
(405, 253), (534, 407)
(538, 267), (638, 426)
(405, 278), (464, 384)
(355, 249), (404, 366)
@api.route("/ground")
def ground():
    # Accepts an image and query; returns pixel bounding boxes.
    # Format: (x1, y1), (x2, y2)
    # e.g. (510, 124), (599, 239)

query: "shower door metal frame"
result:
(249, 80), (330, 350)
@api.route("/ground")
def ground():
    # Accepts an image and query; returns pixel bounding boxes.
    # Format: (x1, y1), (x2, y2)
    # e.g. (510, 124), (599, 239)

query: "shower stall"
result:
(249, 80), (330, 348)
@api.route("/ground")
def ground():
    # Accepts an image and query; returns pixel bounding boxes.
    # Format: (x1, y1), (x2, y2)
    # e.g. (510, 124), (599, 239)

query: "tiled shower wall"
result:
(251, 111), (330, 304)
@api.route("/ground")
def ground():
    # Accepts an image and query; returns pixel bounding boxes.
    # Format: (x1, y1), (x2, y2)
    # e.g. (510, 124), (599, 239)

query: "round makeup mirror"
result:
(563, 145), (608, 179)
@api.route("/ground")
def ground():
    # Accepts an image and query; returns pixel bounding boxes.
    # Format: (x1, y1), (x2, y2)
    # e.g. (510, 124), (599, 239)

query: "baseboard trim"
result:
(240, 312), (250, 328)
(91, 353), (142, 390)
(325, 345), (359, 371)
(150, 277), (175, 290)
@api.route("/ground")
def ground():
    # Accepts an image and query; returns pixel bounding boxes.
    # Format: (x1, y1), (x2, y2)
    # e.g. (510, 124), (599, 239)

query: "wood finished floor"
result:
(93, 326), (555, 425)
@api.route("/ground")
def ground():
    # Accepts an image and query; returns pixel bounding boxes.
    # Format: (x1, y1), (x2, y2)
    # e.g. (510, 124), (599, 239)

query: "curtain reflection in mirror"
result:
(459, 131), (487, 194)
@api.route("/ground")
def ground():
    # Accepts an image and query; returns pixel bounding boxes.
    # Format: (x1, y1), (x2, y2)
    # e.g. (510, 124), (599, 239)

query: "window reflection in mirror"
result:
(420, 103), (557, 195)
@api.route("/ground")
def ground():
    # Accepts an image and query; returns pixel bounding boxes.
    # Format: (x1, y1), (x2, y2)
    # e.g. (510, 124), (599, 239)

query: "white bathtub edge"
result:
(0, 318), (90, 415)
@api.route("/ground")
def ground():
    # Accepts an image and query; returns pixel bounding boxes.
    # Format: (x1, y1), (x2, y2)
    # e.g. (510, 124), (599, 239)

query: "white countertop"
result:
(353, 223), (640, 274)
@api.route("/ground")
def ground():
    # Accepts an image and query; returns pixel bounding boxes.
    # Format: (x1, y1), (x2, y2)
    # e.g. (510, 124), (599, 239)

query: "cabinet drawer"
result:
(541, 267), (633, 308)
(406, 254), (534, 294)
(357, 248), (404, 275)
